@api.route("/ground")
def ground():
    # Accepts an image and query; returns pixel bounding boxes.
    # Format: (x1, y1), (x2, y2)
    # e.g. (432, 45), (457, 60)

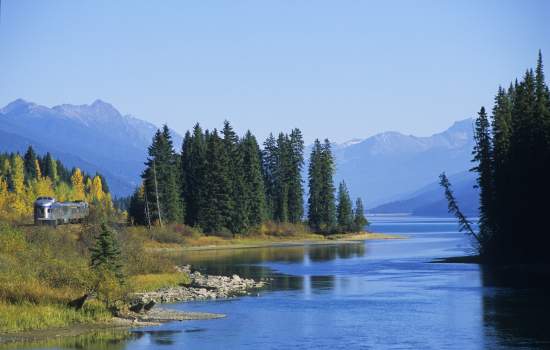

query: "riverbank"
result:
(0, 308), (223, 347)
(128, 265), (265, 306)
(0, 265), (261, 346)
(147, 231), (404, 252)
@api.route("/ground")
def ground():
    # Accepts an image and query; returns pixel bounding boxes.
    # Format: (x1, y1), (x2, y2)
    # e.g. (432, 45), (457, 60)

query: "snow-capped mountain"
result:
(332, 118), (475, 208)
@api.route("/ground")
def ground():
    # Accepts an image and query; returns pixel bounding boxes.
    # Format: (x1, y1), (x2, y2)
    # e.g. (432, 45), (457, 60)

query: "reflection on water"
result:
(175, 243), (366, 276)
(11, 217), (550, 349)
(480, 266), (550, 348)
(0, 329), (133, 350)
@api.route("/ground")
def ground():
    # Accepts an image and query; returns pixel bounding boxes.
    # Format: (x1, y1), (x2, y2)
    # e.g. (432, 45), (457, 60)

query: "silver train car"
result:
(34, 197), (89, 226)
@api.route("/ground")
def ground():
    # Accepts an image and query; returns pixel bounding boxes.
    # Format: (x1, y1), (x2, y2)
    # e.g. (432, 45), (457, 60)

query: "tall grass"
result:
(0, 222), (188, 334)
(0, 301), (110, 333)
(129, 272), (191, 292)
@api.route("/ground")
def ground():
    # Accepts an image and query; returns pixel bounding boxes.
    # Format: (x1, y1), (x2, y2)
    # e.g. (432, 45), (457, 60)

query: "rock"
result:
(130, 266), (266, 308)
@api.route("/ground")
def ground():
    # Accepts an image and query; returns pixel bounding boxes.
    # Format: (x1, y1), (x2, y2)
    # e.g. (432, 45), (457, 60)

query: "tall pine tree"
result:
(241, 131), (267, 227)
(201, 130), (233, 234)
(336, 181), (353, 232)
(307, 139), (323, 230)
(287, 128), (305, 223)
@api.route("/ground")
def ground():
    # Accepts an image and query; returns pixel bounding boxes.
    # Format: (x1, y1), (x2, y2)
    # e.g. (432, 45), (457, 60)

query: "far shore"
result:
(147, 232), (405, 253)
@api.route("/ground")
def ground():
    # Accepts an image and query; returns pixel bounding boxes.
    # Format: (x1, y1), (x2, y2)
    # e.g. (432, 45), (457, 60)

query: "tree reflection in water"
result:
(481, 265), (550, 348)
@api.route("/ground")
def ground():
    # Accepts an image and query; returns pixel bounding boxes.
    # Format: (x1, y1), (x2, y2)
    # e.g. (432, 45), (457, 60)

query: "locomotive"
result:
(33, 197), (89, 226)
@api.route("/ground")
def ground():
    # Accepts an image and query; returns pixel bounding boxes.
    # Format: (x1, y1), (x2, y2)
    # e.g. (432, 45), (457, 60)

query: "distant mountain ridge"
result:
(332, 118), (475, 208)
(369, 170), (478, 216)
(0, 99), (182, 196)
(0, 98), (476, 212)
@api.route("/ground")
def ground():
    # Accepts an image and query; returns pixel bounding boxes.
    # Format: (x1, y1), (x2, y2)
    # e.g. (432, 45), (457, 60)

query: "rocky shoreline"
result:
(0, 266), (266, 346)
(122, 265), (266, 321)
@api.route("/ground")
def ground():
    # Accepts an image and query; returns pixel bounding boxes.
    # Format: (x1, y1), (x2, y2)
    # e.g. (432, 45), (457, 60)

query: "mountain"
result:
(369, 170), (479, 216)
(332, 118), (475, 208)
(0, 99), (182, 196)
(1, 98), (476, 210)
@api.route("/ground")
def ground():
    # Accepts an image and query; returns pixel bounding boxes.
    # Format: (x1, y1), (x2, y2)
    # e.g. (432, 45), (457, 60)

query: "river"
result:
(20, 216), (550, 349)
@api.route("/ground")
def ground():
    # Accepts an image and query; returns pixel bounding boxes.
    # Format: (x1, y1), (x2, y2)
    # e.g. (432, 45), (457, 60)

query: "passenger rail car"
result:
(34, 197), (89, 226)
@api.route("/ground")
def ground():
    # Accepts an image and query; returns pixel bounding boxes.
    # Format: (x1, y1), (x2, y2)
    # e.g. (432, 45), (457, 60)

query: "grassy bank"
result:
(136, 221), (403, 252)
(0, 301), (111, 334)
(0, 223), (191, 335)
(145, 232), (403, 252)
(0, 220), (400, 336)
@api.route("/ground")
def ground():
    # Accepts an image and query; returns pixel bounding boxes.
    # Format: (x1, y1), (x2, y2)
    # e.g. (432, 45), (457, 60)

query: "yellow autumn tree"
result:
(71, 168), (85, 201)
(10, 155), (28, 215)
(0, 159), (10, 178)
(32, 176), (54, 198)
(11, 155), (25, 195)
(90, 175), (105, 202)
(55, 181), (72, 202)
(103, 192), (114, 212)
(34, 159), (42, 179)
(0, 176), (8, 216)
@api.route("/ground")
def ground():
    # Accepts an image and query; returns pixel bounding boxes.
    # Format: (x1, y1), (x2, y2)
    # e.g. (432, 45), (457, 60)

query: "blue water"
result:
(25, 217), (550, 349)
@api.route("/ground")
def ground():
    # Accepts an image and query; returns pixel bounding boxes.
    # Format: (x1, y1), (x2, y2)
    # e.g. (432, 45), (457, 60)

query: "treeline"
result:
(443, 52), (550, 263)
(0, 146), (112, 220)
(128, 122), (368, 235)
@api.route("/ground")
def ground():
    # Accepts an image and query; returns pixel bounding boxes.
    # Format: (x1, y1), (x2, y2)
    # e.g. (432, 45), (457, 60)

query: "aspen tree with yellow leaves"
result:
(32, 177), (55, 198)
(0, 151), (113, 222)
(0, 177), (8, 216)
(71, 168), (86, 201)
(90, 175), (105, 202)
(34, 159), (42, 179)
(10, 155), (28, 215)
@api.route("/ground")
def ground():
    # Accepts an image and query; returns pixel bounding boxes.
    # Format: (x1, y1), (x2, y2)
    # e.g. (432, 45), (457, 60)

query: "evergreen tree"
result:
(307, 139), (323, 230)
(57, 159), (70, 183)
(142, 125), (184, 224)
(439, 173), (479, 244)
(161, 125), (184, 223)
(442, 52), (550, 262)
(43, 152), (58, 182)
(181, 124), (207, 227)
(491, 87), (512, 238)
(319, 139), (336, 232)
(508, 69), (538, 260)
(23, 146), (38, 182)
(287, 128), (305, 223)
(128, 185), (146, 226)
(273, 133), (290, 222)
(241, 131), (267, 227)
(472, 107), (494, 246)
(223, 120), (248, 233)
(89, 223), (123, 281)
(201, 130), (233, 234)
(262, 133), (278, 220)
(353, 198), (369, 232)
(336, 181), (353, 232)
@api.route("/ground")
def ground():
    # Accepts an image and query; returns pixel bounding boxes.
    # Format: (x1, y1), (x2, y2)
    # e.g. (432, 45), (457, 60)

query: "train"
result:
(34, 197), (89, 226)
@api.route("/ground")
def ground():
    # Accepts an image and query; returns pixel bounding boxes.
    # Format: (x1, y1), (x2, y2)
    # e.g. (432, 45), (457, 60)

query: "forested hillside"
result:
(0, 147), (112, 221)
(444, 52), (550, 263)
(0, 99), (182, 196)
(128, 122), (368, 235)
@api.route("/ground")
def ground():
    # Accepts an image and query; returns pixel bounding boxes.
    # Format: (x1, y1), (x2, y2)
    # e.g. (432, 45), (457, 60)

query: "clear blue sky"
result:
(1, 0), (549, 143)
